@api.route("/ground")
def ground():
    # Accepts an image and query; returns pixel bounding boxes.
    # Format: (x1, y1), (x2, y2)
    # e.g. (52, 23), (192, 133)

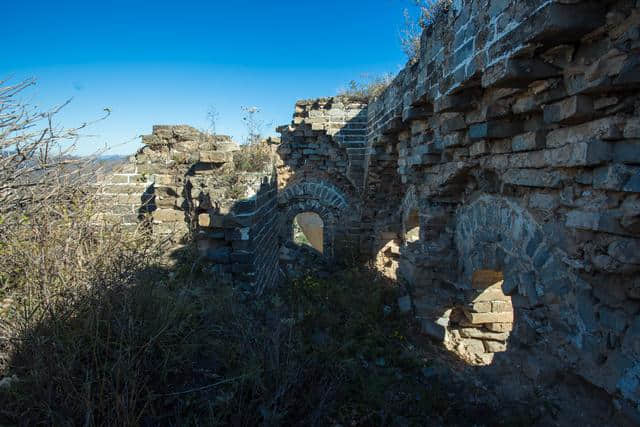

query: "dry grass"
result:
(233, 140), (273, 172)
(338, 74), (394, 101)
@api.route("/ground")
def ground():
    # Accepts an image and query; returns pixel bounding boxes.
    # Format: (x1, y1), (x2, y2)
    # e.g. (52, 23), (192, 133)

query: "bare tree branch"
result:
(0, 78), (110, 215)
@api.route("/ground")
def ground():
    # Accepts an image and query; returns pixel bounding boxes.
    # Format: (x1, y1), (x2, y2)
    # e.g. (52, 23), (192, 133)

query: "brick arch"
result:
(451, 194), (594, 364)
(278, 179), (359, 258)
(422, 194), (571, 366)
(454, 194), (577, 305)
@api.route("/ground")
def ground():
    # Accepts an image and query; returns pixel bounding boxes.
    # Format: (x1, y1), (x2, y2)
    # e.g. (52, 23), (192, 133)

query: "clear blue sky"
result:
(3, 1), (413, 155)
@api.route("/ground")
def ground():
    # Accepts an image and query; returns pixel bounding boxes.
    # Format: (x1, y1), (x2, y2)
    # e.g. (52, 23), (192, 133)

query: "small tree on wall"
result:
(241, 106), (266, 145)
(233, 106), (273, 172)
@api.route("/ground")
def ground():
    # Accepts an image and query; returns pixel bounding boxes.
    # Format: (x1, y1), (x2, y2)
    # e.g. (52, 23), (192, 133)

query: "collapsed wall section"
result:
(97, 125), (280, 293)
(277, 97), (368, 193)
(193, 172), (280, 294)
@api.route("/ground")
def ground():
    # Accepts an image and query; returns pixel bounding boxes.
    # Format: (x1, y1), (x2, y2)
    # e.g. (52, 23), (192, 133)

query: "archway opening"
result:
(444, 270), (514, 365)
(293, 212), (324, 253)
(404, 208), (420, 244)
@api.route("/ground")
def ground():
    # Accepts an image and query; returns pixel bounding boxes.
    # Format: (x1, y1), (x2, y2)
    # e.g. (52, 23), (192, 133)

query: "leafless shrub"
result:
(206, 105), (219, 136)
(234, 106), (274, 172)
(0, 78), (172, 425)
(338, 73), (395, 101)
(0, 78), (110, 217)
(400, 0), (453, 63)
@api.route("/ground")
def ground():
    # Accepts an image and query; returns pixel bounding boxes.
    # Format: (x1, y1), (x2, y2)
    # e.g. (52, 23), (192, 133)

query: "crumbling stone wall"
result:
(271, 0), (640, 419)
(276, 98), (368, 257)
(98, 125), (280, 293)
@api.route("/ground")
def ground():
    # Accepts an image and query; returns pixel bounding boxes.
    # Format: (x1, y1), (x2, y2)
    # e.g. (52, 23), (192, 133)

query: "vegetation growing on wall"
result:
(233, 106), (274, 172)
(338, 73), (394, 101)
(400, 0), (452, 62)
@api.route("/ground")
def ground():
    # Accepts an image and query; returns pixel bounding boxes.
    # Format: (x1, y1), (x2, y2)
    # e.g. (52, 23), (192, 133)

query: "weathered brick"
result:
(565, 211), (624, 234)
(200, 151), (233, 163)
(512, 131), (546, 152)
(484, 340), (508, 353)
(624, 119), (640, 139)
(470, 141), (490, 157)
(593, 164), (640, 191)
(464, 310), (514, 324)
(153, 209), (185, 222)
(502, 169), (568, 188)
(470, 301), (492, 313)
(613, 142), (640, 164)
(485, 323), (513, 333)
(543, 95), (594, 125)
(434, 91), (478, 113)
(543, 140), (611, 167)
(546, 117), (623, 148)
(469, 120), (524, 140)
(482, 58), (560, 89)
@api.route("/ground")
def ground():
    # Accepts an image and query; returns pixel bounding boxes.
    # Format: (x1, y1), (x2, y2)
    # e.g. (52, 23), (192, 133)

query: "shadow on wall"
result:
(129, 166), (282, 294)
(369, 192), (629, 425)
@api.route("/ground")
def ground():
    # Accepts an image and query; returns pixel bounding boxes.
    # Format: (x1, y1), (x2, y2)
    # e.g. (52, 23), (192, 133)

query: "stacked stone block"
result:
(193, 173), (280, 294)
(95, 162), (152, 231)
(442, 269), (515, 365)
(277, 97), (368, 193)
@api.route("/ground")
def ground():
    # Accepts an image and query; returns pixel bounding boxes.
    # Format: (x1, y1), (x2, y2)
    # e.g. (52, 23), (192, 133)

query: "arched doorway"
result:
(278, 179), (360, 260)
(293, 212), (324, 253)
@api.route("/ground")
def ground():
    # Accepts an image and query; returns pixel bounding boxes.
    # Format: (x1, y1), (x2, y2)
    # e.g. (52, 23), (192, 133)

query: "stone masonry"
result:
(358, 0), (640, 421)
(97, 125), (279, 294)
(97, 0), (640, 421)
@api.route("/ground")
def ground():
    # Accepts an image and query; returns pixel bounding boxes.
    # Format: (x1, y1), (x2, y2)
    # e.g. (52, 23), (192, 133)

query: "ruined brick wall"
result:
(193, 171), (280, 294)
(94, 0), (639, 416)
(276, 98), (369, 256)
(97, 125), (280, 293)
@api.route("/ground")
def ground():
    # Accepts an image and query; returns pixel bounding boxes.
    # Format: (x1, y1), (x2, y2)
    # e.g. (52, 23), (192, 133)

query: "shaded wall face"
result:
(359, 0), (640, 418)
